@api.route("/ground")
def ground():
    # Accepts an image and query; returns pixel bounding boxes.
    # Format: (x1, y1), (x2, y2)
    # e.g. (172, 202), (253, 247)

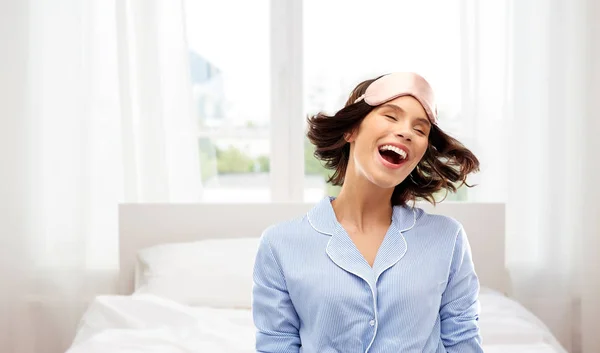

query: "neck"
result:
(331, 163), (394, 232)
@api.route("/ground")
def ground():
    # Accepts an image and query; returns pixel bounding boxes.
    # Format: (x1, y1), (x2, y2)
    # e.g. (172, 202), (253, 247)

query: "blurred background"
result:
(1, 0), (599, 352)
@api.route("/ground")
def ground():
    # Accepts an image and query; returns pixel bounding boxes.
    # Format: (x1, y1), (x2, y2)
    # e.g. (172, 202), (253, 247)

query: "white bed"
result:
(66, 202), (568, 353)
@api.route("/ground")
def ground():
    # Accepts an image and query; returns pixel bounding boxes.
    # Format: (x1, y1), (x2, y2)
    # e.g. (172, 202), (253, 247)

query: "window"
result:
(185, 0), (272, 202)
(184, 0), (498, 203)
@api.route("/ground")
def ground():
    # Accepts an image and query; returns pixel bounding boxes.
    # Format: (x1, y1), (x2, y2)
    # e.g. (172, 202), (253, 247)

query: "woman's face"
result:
(347, 95), (431, 189)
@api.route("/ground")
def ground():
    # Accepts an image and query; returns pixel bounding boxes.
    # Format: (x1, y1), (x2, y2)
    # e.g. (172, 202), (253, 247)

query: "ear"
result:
(344, 129), (357, 143)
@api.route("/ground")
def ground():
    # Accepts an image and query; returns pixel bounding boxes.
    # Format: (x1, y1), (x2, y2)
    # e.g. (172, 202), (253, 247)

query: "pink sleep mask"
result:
(354, 72), (438, 125)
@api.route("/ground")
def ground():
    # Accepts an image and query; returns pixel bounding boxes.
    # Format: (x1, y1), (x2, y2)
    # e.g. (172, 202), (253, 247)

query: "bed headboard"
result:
(118, 202), (508, 295)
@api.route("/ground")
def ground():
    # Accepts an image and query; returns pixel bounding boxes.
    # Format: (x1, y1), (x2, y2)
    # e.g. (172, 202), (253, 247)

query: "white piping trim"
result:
(306, 211), (333, 236)
(364, 284), (379, 353)
(398, 207), (417, 232)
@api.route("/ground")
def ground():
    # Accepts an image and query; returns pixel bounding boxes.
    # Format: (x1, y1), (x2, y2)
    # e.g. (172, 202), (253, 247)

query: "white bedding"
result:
(67, 289), (567, 353)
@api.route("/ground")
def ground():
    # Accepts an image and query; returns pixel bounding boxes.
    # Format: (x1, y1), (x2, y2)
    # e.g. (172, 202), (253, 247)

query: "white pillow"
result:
(134, 238), (260, 309)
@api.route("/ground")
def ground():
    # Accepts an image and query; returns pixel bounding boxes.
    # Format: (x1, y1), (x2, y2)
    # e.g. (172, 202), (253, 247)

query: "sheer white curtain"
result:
(117, 0), (202, 203)
(581, 2), (600, 351)
(506, 1), (600, 352)
(449, 1), (600, 351)
(0, 0), (199, 352)
(459, 0), (511, 202)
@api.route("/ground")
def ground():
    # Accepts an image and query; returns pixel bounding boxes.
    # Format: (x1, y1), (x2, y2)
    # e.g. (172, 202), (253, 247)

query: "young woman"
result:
(252, 72), (483, 353)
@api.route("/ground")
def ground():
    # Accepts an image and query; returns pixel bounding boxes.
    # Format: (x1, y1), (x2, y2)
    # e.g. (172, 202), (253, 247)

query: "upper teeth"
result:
(380, 145), (407, 159)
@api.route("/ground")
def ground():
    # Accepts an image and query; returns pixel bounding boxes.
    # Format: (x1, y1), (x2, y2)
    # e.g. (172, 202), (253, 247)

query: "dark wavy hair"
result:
(306, 77), (480, 206)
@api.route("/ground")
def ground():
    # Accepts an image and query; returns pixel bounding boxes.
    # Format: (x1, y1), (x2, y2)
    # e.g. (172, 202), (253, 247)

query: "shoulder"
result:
(406, 206), (472, 268)
(259, 213), (317, 249)
(402, 205), (465, 246)
(413, 206), (462, 231)
(261, 214), (307, 239)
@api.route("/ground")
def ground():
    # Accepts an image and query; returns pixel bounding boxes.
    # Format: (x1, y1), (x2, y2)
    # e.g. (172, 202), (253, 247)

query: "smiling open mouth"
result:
(378, 145), (407, 165)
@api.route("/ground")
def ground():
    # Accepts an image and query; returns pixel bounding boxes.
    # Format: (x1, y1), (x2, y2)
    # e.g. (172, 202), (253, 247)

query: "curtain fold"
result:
(1, 2), (35, 352)
(116, 0), (202, 203)
(507, 0), (599, 352)
(581, 2), (600, 352)
(0, 1), (199, 352)
(458, 0), (511, 202)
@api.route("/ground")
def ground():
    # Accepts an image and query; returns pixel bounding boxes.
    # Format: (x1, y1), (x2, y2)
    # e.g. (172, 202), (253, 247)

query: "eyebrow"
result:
(379, 103), (432, 127)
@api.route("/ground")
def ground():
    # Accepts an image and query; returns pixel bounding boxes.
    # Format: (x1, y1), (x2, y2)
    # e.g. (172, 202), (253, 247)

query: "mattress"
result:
(66, 288), (567, 353)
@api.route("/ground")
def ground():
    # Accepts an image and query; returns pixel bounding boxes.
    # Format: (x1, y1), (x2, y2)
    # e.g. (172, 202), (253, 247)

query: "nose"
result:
(396, 132), (412, 142)
(395, 124), (414, 141)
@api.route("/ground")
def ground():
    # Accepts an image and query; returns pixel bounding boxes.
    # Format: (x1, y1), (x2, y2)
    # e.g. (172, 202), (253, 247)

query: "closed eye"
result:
(414, 128), (425, 135)
(384, 115), (397, 121)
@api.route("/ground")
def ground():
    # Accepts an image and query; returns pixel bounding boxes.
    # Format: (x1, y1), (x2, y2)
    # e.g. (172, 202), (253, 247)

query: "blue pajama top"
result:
(252, 196), (483, 353)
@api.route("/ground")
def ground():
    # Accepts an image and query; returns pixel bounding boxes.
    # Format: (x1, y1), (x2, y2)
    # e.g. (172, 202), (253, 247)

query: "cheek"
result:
(354, 130), (378, 154)
(413, 142), (429, 163)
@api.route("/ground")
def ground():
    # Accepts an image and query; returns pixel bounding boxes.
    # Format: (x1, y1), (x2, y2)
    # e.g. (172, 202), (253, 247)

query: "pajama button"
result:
(369, 319), (375, 326)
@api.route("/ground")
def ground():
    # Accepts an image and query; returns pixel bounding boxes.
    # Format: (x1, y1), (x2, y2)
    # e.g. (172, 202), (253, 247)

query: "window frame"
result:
(269, 0), (305, 202)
